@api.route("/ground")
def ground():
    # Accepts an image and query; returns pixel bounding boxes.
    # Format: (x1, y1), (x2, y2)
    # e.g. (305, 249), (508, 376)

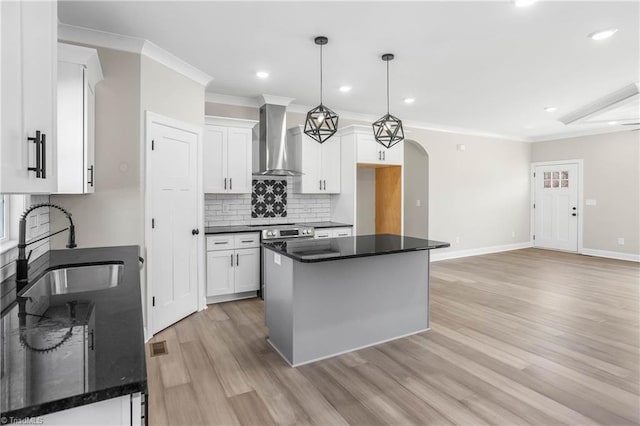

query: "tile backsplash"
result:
(206, 176), (331, 226)
(252, 179), (287, 218)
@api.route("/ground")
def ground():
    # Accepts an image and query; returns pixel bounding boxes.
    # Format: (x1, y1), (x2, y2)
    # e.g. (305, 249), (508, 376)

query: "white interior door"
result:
(148, 117), (200, 334)
(534, 163), (579, 252)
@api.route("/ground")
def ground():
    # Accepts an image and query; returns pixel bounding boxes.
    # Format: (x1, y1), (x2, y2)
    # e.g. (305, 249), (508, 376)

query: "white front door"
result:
(148, 115), (200, 334)
(533, 163), (579, 252)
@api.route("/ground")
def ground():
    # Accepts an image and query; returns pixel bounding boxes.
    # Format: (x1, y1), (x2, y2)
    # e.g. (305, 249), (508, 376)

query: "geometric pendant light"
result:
(304, 36), (339, 144)
(372, 53), (404, 148)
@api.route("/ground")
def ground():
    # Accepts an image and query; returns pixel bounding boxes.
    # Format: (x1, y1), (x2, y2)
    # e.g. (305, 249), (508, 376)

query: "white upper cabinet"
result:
(1, 0), (58, 193)
(289, 126), (341, 194)
(356, 132), (403, 165)
(203, 117), (257, 194)
(57, 43), (103, 194)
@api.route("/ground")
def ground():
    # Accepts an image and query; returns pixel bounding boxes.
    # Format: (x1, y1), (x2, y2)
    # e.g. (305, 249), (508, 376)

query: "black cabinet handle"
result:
(41, 133), (46, 178)
(192, 229), (200, 235)
(224, 178), (227, 190)
(88, 165), (94, 187)
(319, 180), (322, 190)
(382, 151), (385, 161)
(230, 254), (233, 266)
(323, 180), (326, 190)
(27, 130), (42, 178)
(88, 330), (95, 350)
(230, 178), (232, 190)
(236, 253), (239, 266)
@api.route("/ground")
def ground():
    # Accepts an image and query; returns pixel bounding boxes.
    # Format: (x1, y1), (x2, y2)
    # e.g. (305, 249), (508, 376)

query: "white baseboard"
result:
(581, 248), (640, 262)
(431, 242), (533, 262)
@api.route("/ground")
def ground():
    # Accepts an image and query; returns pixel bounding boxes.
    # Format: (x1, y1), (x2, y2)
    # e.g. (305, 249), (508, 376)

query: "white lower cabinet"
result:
(40, 393), (145, 425)
(314, 227), (353, 239)
(206, 233), (260, 299)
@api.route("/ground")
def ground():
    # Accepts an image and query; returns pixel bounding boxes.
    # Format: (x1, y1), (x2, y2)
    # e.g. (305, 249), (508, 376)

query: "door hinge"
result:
(151, 140), (155, 150)
(152, 218), (155, 229)
(152, 296), (155, 307)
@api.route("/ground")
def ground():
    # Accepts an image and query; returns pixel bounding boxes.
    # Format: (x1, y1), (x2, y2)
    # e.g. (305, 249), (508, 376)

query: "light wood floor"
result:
(146, 248), (640, 425)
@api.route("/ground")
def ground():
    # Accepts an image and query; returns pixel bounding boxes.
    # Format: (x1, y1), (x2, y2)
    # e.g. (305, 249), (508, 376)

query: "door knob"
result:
(571, 213), (577, 217)
(572, 207), (577, 210)
(192, 229), (200, 235)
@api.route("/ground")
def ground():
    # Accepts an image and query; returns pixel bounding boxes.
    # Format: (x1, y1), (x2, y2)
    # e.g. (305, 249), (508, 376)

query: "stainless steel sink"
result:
(22, 262), (123, 297)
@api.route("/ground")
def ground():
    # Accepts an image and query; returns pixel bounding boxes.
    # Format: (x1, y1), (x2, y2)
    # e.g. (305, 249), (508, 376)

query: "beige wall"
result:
(404, 140), (429, 239)
(205, 102), (532, 253)
(52, 47), (142, 249)
(532, 131), (640, 255)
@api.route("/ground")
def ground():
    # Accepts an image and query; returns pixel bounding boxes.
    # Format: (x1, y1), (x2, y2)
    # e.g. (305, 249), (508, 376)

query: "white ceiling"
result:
(58, 1), (639, 141)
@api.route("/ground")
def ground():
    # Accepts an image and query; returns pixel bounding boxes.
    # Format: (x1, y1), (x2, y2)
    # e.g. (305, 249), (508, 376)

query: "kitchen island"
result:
(262, 234), (449, 366)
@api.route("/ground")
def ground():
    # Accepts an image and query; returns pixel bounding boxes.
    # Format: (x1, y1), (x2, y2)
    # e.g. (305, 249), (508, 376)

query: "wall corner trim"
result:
(58, 23), (213, 86)
(430, 242), (533, 262)
(581, 248), (640, 263)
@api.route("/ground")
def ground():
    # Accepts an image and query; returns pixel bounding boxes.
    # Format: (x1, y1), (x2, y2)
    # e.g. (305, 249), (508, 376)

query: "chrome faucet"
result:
(16, 203), (77, 293)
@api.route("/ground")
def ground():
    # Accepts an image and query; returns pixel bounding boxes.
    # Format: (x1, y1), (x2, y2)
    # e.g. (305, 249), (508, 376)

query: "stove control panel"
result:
(262, 226), (315, 240)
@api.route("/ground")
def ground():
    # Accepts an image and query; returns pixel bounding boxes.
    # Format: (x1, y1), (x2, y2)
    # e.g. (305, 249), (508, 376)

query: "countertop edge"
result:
(1, 381), (148, 419)
(262, 243), (450, 263)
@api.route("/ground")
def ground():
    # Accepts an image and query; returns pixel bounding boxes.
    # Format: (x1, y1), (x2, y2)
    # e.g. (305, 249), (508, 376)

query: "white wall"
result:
(404, 140), (429, 239)
(532, 131), (639, 256)
(356, 168), (376, 235)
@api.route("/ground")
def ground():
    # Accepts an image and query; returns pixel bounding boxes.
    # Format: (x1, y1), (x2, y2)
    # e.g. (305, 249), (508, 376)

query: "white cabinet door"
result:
(299, 132), (323, 193)
(1, 0), (57, 193)
(206, 249), (235, 296)
(86, 84), (96, 193)
(382, 143), (403, 165)
(234, 248), (260, 292)
(41, 393), (141, 425)
(203, 126), (227, 193)
(226, 127), (252, 194)
(321, 137), (341, 193)
(356, 133), (383, 164)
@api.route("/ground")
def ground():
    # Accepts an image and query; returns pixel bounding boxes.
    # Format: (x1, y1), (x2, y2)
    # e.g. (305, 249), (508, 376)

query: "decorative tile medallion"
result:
(252, 179), (287, 218)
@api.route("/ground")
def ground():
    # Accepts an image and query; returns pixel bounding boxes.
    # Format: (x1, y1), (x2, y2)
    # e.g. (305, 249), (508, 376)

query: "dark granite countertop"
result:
(205, 222), (353, 235)
(205, 225), (258, 234)
(0, 246), (146, 419)
(262, 234), (450, 263)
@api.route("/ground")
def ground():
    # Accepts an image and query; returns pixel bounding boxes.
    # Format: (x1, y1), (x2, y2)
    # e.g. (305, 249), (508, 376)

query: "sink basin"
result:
(22, 262), (124, 297)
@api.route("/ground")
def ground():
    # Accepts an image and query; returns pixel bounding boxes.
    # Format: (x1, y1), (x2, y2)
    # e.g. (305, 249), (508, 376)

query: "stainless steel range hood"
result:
(255, 95), (302, 176)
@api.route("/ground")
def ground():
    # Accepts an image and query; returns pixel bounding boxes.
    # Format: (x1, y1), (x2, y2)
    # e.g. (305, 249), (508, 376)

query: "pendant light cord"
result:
(386, 59), (390, 114)
(320, 43), (323, 105)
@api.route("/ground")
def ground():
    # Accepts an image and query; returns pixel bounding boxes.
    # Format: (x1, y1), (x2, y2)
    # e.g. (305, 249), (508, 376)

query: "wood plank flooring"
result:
(146, 248), (640, 425)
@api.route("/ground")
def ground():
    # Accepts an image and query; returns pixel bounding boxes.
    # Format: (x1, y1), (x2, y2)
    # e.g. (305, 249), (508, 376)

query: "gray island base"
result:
(264, 241), (440, 367)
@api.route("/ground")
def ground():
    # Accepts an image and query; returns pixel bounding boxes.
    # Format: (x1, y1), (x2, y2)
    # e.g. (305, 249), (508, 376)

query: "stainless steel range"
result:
(259, 224), (315, 298)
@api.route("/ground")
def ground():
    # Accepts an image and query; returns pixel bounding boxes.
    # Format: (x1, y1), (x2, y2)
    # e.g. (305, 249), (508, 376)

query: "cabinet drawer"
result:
(332, 227), (352, 238)
(314, 230), (332, 239)
(207, 234), (235, 250)
(234, 233), (260, 249)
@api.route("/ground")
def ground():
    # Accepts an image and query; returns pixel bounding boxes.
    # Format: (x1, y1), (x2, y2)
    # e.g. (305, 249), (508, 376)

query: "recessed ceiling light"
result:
(608, 121), (619, 125)
(339, 85), (352, 93)
(544, 106), (557, 112)
(588, 28), (618, 41)
(404, 98), (416, 104)
(514, 0), (538, 7)
(256, 71), (269, 79)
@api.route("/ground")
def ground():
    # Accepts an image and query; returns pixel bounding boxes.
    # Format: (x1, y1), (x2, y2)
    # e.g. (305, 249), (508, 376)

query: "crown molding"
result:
(58, 23), (213, 86)
(205, 92), (529, 142)
(559, 83), (639, 125)
(527, 125), (636, 142)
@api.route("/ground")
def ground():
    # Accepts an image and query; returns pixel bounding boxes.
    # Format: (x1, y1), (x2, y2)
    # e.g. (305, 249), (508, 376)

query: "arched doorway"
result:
(403, 140), (429, 238)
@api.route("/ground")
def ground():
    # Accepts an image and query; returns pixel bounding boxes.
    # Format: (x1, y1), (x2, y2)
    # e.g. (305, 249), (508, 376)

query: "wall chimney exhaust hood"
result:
(255, 95), (302, 176)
